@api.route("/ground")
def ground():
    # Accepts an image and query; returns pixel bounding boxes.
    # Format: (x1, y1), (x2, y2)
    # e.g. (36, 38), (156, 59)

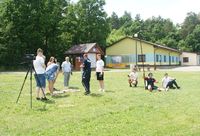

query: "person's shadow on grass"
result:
(90, 93), (103, 97)
(52, 94), (70, 99)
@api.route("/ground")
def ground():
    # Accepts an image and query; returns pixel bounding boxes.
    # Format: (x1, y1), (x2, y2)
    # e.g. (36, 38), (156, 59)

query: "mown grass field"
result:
(0, 70), (200, 136)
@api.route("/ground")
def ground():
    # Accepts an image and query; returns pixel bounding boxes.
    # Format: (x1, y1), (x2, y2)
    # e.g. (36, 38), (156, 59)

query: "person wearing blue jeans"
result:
(33, 48), (48, 101)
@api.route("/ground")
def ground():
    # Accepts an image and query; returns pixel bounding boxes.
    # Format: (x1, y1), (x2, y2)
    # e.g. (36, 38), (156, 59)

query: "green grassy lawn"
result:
(0, 70), (200, 136)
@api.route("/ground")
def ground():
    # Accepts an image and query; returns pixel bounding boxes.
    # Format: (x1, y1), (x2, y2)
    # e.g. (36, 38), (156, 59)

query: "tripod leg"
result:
(16, 67), (30, 103)
(30, 67), (33, 108)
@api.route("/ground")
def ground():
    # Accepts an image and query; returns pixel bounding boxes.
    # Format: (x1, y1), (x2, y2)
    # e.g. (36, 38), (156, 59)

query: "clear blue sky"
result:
(72, 0), (200, 24)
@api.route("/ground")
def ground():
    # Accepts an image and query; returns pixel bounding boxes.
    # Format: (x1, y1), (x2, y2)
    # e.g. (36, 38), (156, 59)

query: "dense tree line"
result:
(0, 0), (200, 69)
(107, 11), (200, 53)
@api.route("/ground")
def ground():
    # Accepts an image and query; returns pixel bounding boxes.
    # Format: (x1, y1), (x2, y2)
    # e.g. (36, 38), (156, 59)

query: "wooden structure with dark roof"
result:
(65, 43), (104, 70)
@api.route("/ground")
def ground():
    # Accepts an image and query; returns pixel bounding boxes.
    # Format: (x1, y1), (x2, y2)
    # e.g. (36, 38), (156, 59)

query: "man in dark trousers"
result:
(80, 53), (91, 95)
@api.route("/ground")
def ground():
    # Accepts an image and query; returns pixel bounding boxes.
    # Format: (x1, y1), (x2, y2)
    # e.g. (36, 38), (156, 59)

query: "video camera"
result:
(24, 54), (35, 61)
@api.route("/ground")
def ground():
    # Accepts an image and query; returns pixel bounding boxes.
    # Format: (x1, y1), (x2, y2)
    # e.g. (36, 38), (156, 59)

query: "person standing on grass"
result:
(96, 54), (105, 92)
(46, 60), (58, 96)
(61, 57), (72, 90)
(33, 48), (48, 100)
(80, 53), (91, 95)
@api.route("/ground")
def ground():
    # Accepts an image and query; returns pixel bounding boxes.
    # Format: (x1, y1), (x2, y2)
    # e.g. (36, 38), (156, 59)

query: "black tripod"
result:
(16, 61), (47, 108)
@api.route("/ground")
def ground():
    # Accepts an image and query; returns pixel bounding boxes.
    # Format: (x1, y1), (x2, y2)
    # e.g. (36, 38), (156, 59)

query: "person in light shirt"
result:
(96, 54), (105, 92)
(33, 48), (48, 100)
(61, 57), (72, 90)
(128, 68), (138, 87)
(162, 73), (180, 91)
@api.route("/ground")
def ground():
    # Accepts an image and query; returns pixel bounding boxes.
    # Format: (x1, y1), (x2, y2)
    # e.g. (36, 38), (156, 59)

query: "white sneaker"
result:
(102, 89), (105, 92)
(99, 89), (102, 92)
(165, 87), (169, 91)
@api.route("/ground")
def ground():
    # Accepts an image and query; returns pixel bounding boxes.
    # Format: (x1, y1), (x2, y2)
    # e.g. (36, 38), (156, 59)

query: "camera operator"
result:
(33, 48), (48, 100)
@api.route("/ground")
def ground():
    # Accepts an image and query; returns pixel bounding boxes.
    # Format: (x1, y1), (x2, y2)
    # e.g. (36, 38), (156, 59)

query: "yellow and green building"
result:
(106, 37), (181, 68)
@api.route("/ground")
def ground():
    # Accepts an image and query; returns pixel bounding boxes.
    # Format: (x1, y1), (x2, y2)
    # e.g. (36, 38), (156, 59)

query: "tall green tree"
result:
(74, 0), (110, 47)
(185, 24), (200, 52)
(179, 12), (200, 39)
(0, 0), (68, 66)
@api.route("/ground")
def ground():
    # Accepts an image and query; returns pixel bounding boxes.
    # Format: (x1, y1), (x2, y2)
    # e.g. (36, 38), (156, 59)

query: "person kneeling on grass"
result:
(144, 73), (160, 92)
(162, 73), (180, 91)
(128, 67), (138, 87)
(46, 61), (59, 96)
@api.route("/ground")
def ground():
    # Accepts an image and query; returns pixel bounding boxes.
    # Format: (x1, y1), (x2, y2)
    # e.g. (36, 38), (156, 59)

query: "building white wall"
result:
(88, 53), (96, 68)
(181, 52), (198, 66)
(198, 55), (200, 65)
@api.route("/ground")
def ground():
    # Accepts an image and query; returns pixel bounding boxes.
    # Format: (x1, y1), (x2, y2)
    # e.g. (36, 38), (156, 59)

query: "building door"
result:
(75, 57), (82, 70)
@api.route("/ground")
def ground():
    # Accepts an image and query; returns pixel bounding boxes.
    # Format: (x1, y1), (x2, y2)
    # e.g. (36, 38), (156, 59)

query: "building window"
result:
(164, 56), (166, 62)
(160, 55), (162, 62)
(156, 55), (159, 62)
(111, 56), (122, 64)
(183, 57), (189, 63)
(172, 56), (174, 62)
(138, 55), (146, 62)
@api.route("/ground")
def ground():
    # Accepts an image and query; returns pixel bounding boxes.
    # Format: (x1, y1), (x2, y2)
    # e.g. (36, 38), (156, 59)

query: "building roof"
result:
(107, 36), (181, 53)
(65, 43), (104, 55)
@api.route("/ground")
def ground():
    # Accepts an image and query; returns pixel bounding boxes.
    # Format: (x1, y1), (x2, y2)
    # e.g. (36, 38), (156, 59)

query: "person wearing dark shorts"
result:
(96, 54), (105, 92)
(80, 54), (91, 95)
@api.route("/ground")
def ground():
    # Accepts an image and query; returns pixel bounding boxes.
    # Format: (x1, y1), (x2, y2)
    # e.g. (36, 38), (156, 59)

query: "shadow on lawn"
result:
(90, 93), (103, 97)
(52, 94), (70, 99)
(105, 90), (115, 93)
(36, 104), (48, 112)
(42, 99), (55, 104)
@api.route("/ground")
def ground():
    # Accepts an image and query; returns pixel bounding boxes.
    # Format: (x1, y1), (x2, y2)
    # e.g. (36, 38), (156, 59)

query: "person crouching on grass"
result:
(144, 73), (161, 92)
(96, 54), (105, 92)
(128, 67), (138, 87)
(46, 58), (59, 96)
(33, 48), (48, 101)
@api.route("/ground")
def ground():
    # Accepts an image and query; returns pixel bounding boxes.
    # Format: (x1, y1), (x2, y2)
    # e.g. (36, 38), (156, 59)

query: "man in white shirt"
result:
(61, 57), (72, 89)
(162, 73), (180, 91)
(33, 48), (47, 100)
(96, 54), (105, 92)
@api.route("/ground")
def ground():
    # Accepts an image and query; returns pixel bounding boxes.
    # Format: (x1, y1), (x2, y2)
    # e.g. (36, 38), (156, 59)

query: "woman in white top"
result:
(96, 54), (105, 92)
(61, 57), (72, 89)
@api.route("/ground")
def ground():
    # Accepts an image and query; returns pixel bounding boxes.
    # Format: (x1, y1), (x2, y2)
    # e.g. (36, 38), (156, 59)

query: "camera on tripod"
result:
(24, 54), (35, 61)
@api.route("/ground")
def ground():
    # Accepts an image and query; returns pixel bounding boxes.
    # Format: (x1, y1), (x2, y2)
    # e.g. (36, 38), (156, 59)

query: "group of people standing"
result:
(33, 48), (105, 100)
